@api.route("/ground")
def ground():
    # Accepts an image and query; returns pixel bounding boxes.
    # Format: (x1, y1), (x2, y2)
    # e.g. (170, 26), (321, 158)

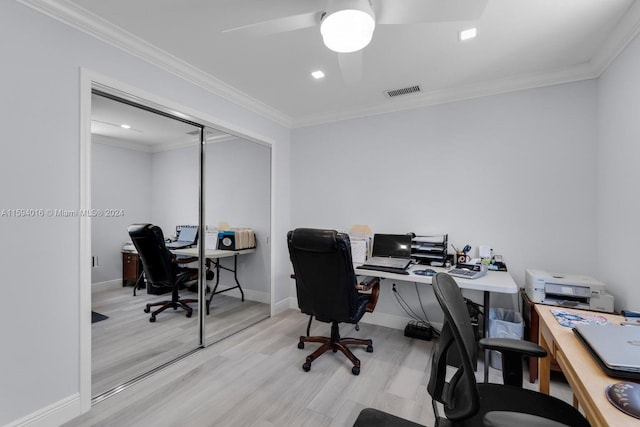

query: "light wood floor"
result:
(91, 282), (270, 397)
(70, 309), (572, 427)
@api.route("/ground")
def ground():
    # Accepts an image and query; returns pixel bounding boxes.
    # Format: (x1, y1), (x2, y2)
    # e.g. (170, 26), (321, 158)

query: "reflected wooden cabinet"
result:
(122, 251), (141, 286)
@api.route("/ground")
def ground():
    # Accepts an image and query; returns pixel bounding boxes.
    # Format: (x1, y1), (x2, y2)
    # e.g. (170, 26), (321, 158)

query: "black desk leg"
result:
(206, 255), (245, 315)
(133, 273), (144, 296)
(483, 290), (490, 383)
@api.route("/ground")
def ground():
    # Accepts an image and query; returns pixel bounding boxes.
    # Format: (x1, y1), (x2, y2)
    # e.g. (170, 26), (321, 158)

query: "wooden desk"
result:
(536, 305), (640, 427)
(355, 264), (518, 382)
(521, 289), (561, 382)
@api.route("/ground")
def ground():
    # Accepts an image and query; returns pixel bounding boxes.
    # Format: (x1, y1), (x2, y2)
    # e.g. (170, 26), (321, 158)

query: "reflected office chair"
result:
(128, 223), (204, 323)
(354, 273), (590, 427)
(287, 228), (380, 375)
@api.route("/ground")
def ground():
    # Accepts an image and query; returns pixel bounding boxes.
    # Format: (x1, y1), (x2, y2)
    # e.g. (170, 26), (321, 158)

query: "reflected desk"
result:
(355, 264), (518, 382)
(173, 247), (256, 315)
(536, 305), (640, 427)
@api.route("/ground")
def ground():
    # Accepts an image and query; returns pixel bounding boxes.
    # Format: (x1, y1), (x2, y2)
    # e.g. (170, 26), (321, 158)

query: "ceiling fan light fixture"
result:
(320, 0), (375, 53)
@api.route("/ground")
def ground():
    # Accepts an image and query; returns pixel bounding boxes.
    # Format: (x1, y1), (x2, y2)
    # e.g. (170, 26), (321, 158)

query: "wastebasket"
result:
(488, 307), (524, 369)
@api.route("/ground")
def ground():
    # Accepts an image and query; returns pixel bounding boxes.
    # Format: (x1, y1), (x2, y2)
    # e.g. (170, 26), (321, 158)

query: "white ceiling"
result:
(91, 93), (232, 150)
(27, 0), (640, 128)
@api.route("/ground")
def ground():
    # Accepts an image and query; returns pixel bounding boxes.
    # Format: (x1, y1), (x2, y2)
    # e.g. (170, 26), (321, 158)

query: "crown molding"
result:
(19, 0), (640, 130)
(589, 0), (640, 76)
(92, 133), (237, 153)
(92, 134), (154, 153)
(18, 0), (293, 128)
(292, 62), (599, 128)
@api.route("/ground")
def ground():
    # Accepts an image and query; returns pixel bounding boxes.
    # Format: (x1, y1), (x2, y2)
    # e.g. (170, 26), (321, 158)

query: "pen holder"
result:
(456, 252), (469, 265)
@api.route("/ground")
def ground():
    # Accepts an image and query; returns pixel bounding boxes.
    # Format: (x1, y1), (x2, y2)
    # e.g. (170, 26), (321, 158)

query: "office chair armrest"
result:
(357, 276), (380, 313)
(479, 337), (547, 358)
(357, 276), (378, 291)
(480, 338), (547, 387)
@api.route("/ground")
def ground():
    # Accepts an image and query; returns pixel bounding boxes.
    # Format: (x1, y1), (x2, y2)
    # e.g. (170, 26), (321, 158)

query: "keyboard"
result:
(358, 265), (410, 275)
(448, 268), (487, 279)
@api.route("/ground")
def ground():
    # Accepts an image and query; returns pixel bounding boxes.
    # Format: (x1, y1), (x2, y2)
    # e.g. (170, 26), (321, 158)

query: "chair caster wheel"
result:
(298, 342), (304, 349)
(366, 345), (373, 353)
(149, 316), (156, 323)
(352, 366), (360, 375)
(186, 312), (192, 318)
(302, 362), (311, 372)
(144, 307), (150, 313)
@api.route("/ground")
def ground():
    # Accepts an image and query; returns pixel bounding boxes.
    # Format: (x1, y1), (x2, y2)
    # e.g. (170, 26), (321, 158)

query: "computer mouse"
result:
(414, 269), (436, 276)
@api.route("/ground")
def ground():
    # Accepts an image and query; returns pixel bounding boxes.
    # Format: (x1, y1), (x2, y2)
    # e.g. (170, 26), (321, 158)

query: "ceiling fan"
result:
(224, 0), (488, 84)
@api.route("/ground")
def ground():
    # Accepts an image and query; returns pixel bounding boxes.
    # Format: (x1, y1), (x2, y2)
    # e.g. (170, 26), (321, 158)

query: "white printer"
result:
(525, 269), (614, 313)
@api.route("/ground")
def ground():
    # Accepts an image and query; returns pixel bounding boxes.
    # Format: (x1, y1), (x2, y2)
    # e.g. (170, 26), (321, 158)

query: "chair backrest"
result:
(128, 224), (175, 288)
(427, 272), (480, 422)
(287, 228), (358, 323)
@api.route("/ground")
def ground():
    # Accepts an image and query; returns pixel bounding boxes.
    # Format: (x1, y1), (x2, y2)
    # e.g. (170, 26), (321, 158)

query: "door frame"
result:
(79, 68), (275, 412)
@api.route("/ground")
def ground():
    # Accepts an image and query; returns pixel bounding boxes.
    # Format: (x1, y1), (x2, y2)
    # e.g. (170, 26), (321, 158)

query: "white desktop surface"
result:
(355, 262), (516, 382)
(172, 247), (256, 258)
(355, 264), (517, 294)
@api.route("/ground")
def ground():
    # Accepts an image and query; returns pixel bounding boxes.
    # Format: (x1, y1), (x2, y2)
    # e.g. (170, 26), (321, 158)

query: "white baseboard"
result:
(7, 393), (81, 427)
(91, 279), (121, 289)
(209, 284), (270, 304)
(277, 296), (436, 332)
(273, 296), (297, 315)
(359, 311), (413, 330)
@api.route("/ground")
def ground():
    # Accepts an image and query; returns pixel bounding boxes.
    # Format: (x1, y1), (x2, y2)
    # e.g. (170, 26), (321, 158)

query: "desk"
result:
(536, 304), (640, 427)
(355, 264), (517, 381)
(172, 247), (255, 315)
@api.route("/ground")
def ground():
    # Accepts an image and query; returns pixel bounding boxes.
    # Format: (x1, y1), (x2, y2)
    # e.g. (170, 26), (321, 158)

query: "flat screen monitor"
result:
(372, 234), (412, 258)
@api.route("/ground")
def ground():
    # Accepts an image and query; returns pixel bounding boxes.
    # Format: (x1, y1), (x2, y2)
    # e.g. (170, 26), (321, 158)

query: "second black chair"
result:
(354, 272), (590, 427)
(287, 228), (379, 375)
(128, 223), (204, 322)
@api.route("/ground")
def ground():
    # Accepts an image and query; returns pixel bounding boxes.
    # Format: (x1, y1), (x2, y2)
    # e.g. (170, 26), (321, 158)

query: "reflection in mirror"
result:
(202, 131), (271, 345)
(90, 92), (201, 398)
(89, 92), (271, 400)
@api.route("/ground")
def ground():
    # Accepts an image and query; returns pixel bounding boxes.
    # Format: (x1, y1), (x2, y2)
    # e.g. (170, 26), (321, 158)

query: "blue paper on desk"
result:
(551, 309), (608, 328)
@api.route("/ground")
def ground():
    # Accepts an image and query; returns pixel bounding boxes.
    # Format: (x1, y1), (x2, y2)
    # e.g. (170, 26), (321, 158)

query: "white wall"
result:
(291, 81), (598, 318)
(596, 32), (640, 312)
(91, 139), (152, 283)
(150, 138), (272, 295)
(0, 2), (290, 426)
(150, 144), (200, 232)
(204, 138), (272, 295)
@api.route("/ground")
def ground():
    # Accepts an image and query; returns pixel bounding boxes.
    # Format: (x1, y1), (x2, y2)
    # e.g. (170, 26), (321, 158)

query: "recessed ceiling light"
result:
(120, 124), (131, 129)
(459, 27), (477, 41)
(311, 70), (325, 79)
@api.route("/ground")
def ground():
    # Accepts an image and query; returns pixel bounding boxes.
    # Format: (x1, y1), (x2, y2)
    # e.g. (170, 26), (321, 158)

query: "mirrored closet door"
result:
(89, 90), (271, 400)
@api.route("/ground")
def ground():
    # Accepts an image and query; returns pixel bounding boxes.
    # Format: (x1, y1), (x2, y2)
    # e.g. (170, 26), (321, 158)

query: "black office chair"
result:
(354, 272), (590, 427)
(128, 223), (205, 323)
(287, 228), (380, 375)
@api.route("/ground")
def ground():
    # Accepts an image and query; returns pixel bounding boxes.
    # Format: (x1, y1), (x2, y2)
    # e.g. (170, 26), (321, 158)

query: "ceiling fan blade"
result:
(374, 0), (488, 25)
(222, 11), (322, 37)
(338, 51), (363, 85)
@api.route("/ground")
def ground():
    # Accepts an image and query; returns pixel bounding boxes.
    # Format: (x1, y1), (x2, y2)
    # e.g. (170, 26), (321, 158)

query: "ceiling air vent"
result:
(384, 85), (421, 98)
